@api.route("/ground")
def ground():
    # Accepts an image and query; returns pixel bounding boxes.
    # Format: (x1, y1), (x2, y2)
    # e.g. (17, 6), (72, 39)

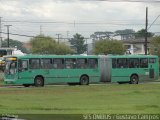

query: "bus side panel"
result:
(111, 68), (149, 82)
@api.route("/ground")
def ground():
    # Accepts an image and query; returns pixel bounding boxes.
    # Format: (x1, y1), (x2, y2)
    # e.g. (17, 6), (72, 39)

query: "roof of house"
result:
(122, 38), (152, 44)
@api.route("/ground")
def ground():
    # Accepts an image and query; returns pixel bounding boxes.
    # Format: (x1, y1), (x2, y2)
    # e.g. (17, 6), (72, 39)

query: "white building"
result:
(123, 38), (151, 55)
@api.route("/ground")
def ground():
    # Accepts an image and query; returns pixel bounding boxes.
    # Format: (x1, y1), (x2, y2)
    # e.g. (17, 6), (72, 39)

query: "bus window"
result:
(88, 59), (98, 69)
(77, 58), (87, 69)
(53, 59), (64, 69)
(140, 58), (148, 68)
(0, 50), (7, 57)
(149, 58), (156, 63)
(10, 62), (17, 74)
(29, 59), (40, 69)
(128, 58), (139, 68)
(112, 59), (117, 68)
(65, 58), (76, 69)
(19, 60), (28, 71)
(117, 58), (128, 68)
(41, 59), (52, 69)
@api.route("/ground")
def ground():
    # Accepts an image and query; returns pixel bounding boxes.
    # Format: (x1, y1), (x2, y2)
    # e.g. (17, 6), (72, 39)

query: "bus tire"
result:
(80, 75), (89, 85)
(23, 84), (30, 87)
(34, 76), (44, 87)
(130, 75), (139, 84)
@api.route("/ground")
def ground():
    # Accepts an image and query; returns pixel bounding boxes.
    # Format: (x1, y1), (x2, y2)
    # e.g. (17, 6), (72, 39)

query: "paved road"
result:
(0, 81), (160, 88)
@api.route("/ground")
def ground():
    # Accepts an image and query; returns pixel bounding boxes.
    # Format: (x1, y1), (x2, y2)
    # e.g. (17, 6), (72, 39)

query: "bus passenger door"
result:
(18, 60), (33, 84)
(149, 66), (154, 78)
(148, 58), (157, 79)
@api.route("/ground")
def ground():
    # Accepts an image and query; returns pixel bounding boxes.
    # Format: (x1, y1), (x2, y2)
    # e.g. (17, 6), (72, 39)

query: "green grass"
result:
(0, 84), (160, 114)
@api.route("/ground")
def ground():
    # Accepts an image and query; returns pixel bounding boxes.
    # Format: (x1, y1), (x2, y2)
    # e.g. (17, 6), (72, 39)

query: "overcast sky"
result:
(0, 0), (160, 42)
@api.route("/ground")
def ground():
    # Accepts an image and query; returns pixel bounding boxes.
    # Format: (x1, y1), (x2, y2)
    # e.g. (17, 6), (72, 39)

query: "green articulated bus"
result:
(4, 54), (159, 87)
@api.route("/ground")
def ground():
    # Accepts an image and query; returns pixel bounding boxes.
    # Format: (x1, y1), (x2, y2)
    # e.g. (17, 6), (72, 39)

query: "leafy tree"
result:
(135, 29), (154, 38)
(90, 31), (113, 41)
(2, 39), (29, 53)
(93, 39), (125, 55)
(150, 36), (160, 56)
(115, 29), (135, 40)
(30, 35), (72, 54)
(69, 33), (87, 54)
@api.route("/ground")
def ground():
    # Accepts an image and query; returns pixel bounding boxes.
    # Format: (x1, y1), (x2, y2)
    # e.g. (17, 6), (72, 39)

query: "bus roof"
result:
(105, 54), (158, 58)
(6, 54), (158, 60)
(9, 54), (99, 59)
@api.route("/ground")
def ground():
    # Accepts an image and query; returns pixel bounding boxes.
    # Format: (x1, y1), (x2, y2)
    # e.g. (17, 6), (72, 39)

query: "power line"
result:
(3, 20), (160, 25)
(148, 15), (160, 30)
(0, 31), (34, 38)
(1, 31), (160, 39)
(83, 0), (160, 3)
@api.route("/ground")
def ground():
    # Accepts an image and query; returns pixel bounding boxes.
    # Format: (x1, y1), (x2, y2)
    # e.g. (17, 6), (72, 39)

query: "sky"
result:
(0, 0), (160, 43)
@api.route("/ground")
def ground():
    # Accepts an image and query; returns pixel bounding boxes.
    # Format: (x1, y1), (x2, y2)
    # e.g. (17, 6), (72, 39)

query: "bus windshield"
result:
(5, 61), (17, 75)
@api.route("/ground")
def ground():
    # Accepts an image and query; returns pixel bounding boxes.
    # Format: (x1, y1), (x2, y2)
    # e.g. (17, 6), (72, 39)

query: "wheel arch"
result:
(80, 74), (89, 80)
(130, 73), (139, 79)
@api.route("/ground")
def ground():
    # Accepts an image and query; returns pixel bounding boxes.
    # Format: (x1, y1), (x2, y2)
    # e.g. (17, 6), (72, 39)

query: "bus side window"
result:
(117, 58), (128, 68)
(77, 58), (87, 69)
(65, 58), (76, 69)
(128, 58), (139, 68)
(140, 58), (148, 68)
(41, 58), (52, 69)
(20, 60), (28, 71)
(112, 59), (117, 68)
(88, 59), (98, 69)
(29, 59), (40, 69)
(53, 59), (64, 69)
(149, 58), (156, 63)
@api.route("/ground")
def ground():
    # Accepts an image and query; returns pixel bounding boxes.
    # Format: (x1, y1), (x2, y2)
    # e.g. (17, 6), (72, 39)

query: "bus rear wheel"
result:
(80, 75), (89, 85)
(130, 75), (139, 84)
(34, 76), (44, 87)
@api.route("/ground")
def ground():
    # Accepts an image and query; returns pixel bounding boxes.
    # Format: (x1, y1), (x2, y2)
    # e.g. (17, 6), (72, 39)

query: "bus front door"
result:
(18, 60), (33, 84)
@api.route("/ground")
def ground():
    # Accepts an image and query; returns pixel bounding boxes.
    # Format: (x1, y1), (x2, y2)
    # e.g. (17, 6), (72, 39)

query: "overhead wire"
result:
(82, 0), (160, 3)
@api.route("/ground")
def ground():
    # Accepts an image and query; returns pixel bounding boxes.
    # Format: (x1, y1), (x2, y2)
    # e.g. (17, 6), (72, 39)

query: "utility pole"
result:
(5, 25), (12, 48)
(0, 17), (2, 47)
(145, 7), (148, 55)
(85, 38), (88, 55)
(56, 34), (61, 44)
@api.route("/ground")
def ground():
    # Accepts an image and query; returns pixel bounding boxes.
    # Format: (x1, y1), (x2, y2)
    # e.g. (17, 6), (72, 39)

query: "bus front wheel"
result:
(130, 75), (139, 84)
(34, 76), (44, 87)
(80, 75), (89, 85)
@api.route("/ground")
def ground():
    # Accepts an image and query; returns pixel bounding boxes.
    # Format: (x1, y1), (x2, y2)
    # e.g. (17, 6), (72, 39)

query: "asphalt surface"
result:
(0, 81), (160, 88)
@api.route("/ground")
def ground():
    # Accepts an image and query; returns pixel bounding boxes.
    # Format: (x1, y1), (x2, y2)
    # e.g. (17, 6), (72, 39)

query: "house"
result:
(123, 38), (151, 55)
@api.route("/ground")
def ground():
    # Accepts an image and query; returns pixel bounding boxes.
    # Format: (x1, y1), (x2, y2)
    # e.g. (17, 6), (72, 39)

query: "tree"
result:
(135, 29), (154, 38)
(2, 39), (29, 53)
(30, 35), (72, 54)
(90, 31), (114, 41)
(93, 39), (124, 55)
(115, 29), (135, 40)
(69, 33), (87, 54)
(150, 36), (160, 56)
